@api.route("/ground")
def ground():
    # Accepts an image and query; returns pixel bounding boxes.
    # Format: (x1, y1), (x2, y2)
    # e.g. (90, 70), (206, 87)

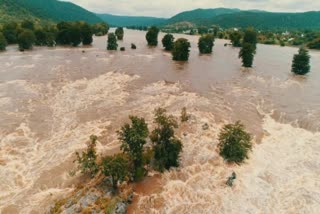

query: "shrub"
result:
(198, 34), (215, 54)
(75, 135), (99, 177)
(0, 32), (8, 51)
(230, 31), (242, 47)
(131, 43), (137, 49)
(218, 121), (252, 164)
(120, 47), (125, 51)
(162, 34), (175, 51)
(239, 43), (255, 68)
(17, 29), (36, 51)
(180, 107), (190, 122)
(291, 47), (310, 75)
(115, 27), (124, 40)
(146, 26), (159, 46)
(118, 116), (149, 181)
(102, 154), (129, 190)
(172, 38), (191, 61)
(107, 33), (118, 50)
(150, 108), (183, 172)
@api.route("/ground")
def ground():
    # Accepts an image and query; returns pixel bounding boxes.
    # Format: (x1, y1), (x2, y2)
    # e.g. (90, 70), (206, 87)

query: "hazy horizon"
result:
(64, 0), (320, 17)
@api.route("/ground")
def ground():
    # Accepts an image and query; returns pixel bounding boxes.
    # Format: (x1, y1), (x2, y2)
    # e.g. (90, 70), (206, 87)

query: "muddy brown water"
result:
(0, 29), (319, 213)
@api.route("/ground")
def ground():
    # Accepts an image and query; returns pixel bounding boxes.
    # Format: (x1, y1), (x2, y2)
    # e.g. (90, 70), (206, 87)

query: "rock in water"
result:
(114, 202), (127, 214)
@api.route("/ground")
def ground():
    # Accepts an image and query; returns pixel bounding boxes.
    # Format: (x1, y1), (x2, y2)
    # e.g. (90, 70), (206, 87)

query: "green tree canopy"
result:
(75, 135), (99, 177)
(107, 33), (118, 50)
(118, 116), (149, 181)
(230, 31), (242, 47)
(243, 28), (258, 50)
(198, 34), (215, 54)
(172, 38), (191, 61)
(21, 20), (35, 30)
(150, 108), (183, 172)
(92, 22), (109, 36)
(2, 22), (19, 44)
(115, 27), (124, 40)
(0, 32), (8, 51)
(17, 29), (36, 51)
(218, 121), (252, 164)
(307, 38), (320, 50)
(34, 29), (48, 46)
(102, 154), (129, 190)
(291, 47), (311, 75)
(239, 43), (255, 67)
(162, 34), (175, 51)
(146, 26), (159, 46)
(80, 22), (93, 45)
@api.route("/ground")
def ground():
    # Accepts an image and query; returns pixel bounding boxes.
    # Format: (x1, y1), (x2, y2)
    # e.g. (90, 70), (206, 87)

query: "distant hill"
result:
(166, 8), (240, 25)
(97, 13), (167, 27)
(164, 8), (320, 30)
(0, 0), (102, 24)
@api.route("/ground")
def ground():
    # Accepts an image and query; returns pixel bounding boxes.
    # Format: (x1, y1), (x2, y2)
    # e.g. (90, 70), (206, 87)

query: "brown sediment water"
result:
(0, 29), (319, 213)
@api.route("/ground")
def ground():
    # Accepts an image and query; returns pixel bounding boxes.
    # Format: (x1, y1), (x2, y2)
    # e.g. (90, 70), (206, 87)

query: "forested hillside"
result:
(97, 13), (167, 27)
(0, 0), (102, 24)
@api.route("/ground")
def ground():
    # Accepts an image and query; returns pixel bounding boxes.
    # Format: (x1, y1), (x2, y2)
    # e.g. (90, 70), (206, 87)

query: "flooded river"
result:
(0, 29), (319, 213)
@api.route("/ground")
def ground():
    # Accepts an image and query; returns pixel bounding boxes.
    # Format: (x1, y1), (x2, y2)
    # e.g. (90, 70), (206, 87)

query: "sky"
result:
(65, 0), (320, 17)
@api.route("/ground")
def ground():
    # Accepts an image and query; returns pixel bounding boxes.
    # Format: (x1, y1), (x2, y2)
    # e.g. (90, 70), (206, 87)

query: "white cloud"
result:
(64, 0), (320, 17)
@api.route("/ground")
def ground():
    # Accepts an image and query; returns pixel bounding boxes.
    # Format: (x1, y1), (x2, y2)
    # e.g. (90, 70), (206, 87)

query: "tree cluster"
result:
(198, 34), (215, 54)
(146, 26), (159, 46)
(0, 20), (109, 51)
(107, 33), (118, 50)
(291, 47), (310, 75)
(239, 28), (257, 68)
(172, 38), (191, 61)
(115, 27), (124, 40)
(75, 108), (184, 189)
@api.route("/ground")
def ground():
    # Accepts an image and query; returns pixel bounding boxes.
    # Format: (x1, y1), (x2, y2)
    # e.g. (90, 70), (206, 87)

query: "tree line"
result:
(0, 20), (109, 51)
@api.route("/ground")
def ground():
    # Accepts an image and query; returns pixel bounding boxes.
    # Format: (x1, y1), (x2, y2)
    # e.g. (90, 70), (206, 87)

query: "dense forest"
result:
(0, 0), (102, 24)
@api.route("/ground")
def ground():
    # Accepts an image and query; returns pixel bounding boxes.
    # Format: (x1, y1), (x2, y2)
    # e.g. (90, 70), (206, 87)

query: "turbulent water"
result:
(0, 29), (319, 213)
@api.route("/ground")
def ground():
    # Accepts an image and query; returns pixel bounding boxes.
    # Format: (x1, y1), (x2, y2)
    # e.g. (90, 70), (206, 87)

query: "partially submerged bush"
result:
(218, 121), (252, 164)
(180, 107), (190, 122)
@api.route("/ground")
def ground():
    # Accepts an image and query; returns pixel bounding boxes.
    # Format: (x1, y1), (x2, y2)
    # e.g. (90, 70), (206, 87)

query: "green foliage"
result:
(115, 27), (124, 40)
(17, 29), (36, 51)
(146, 26), (159, 46)
(75, 135), (99, 177)
(291, 47), (311, 75)
(243, 28), (258, 50)
(92, 22), (109, 36)
(80, 22), (93, 45)
(230, 31), (242, 47)
(198, 34), (215, 54)
(0, 32), (7, 51)
(150, 108), (183, 172)
(307, 38), (320, 49)
(198, 26), (208, 35)
(239, 43), (255, 68)
(2, 22), (18, 44)
(21, 20), (34, 30)
(180, 107), (190, 122)
(162, 34), (175, 51)
(172, 38), (191, 61)
(118, 116), (149, 181)
(102, 154), (129, 189)
(34, 29), (47, 46)
(218, 121), (252, 164)
(107, 33), (118, 50)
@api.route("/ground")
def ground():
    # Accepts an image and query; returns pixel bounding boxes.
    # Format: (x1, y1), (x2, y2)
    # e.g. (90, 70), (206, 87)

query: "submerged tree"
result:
(75, 135), (99, 177)
(162, 34), (175, 51)
(102, 154), (129, 190)
(198, 34), (215, 54)
(239, 43), (256, 67)
(172, 38), (191, 61)
(34, 29), (48, 46)
(218, 121), (252, 164)
(92, 22), (109, 36)
(115, 27), (124, 40)
(17, 30), (36, 51)
(118, 116), (149, 181)
(146, 26), (159, 46)
(107, 33), (118, 50)
(0, 32), (8, 51)
(230, 31), (242, 47)
(150, 108), (183, 172)
(291, 47), (311, 75)
(80, 22), (93, 45)
(239, 28), (258, 67)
